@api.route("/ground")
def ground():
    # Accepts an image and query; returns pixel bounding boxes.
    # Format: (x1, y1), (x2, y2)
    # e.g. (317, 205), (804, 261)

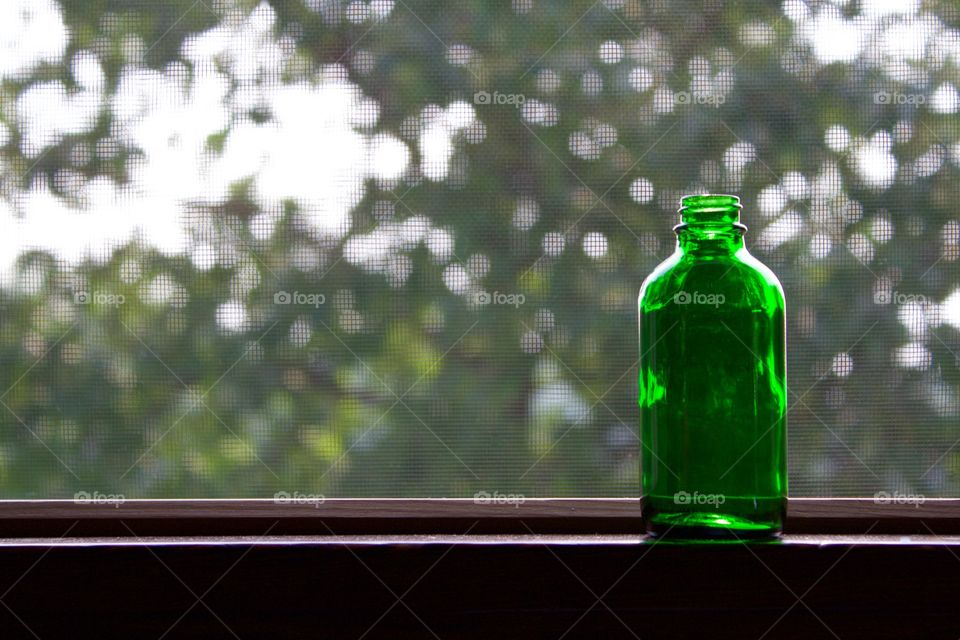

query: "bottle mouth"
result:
(678, 194), (742, 225)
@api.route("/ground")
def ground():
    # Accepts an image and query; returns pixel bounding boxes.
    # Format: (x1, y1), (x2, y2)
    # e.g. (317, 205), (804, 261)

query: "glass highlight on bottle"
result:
(638, 194), (787, 538)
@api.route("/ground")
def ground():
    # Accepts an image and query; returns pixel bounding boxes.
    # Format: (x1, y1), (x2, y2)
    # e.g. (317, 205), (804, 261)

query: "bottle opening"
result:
(679, 194), (741, 225)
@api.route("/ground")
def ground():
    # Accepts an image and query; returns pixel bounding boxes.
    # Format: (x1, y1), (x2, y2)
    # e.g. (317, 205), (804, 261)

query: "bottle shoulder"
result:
(638, 251), (683, 301)
(639, 248), (784, 312)
(735, 248), (785, 295)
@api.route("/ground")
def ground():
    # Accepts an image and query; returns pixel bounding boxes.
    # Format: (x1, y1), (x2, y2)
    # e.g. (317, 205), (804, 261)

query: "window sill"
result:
(1, 532), (959, 546)
(1, 500), (956, 637)
(0, 497), (957, 536)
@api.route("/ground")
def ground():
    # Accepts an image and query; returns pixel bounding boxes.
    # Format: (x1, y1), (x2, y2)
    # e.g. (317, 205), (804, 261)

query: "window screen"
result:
(1, 0), (958, 499)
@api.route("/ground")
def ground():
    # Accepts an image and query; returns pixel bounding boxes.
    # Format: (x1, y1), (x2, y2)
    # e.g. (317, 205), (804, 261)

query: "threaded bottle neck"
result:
(674, 194), (746, 254)
(678, 194), (742, 225)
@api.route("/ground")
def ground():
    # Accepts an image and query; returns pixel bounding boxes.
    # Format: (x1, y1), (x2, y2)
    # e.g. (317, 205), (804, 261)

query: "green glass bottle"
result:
(638, 194), (787, 539)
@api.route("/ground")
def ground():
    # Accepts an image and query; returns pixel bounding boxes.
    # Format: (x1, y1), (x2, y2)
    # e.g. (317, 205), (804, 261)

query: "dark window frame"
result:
(1, 498), (957, 638)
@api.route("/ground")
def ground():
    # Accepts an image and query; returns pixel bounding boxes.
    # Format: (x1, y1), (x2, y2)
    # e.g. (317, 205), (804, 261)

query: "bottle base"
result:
(644, 511), (782, 540)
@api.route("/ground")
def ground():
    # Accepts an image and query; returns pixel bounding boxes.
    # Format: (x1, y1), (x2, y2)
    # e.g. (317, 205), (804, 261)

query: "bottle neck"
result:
(675, 223), (746, 255)
(674, 194), (746, 256)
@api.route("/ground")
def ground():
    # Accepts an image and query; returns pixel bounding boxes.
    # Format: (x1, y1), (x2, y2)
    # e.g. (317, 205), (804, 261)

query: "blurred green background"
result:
(0, 0), (958, 498)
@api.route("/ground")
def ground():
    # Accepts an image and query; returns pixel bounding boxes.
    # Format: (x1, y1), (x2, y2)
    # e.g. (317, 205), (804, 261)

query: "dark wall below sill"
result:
(0, 535), (958, 639)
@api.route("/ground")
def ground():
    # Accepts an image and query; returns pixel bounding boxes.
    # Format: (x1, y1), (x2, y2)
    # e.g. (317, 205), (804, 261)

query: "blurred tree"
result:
(0, 0), (958, 499)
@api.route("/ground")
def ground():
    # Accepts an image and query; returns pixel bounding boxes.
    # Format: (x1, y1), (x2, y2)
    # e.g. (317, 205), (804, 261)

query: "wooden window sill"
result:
(0, 497), (957, 536)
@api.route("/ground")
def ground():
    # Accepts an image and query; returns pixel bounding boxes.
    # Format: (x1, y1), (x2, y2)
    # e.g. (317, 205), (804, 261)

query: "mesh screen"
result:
(1, 0), (959, 499)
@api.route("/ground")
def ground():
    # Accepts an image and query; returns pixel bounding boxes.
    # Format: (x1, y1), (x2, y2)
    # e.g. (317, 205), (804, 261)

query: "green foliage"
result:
(0, 0), (958, 499)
